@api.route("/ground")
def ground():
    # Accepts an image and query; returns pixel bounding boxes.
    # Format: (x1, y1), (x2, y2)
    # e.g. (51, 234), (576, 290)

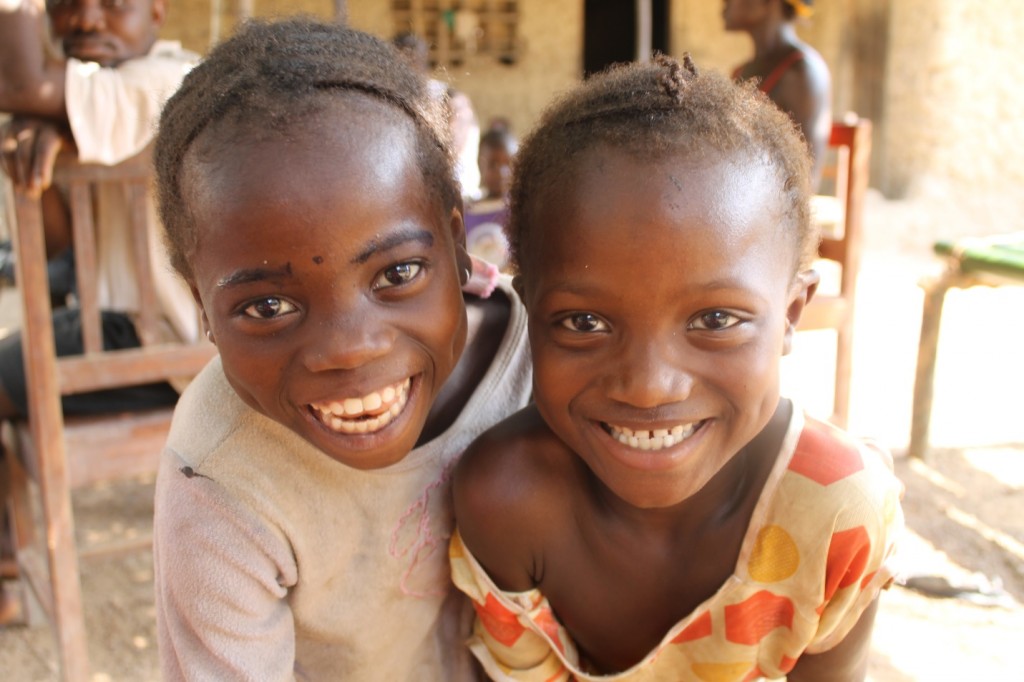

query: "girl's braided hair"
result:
(507, 53), (816, 278)
(154, 17), (458, 282)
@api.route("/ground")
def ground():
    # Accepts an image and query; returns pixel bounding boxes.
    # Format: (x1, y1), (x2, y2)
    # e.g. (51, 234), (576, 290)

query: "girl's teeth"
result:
(312, 379), (410, 434)
(607, 422), (696, 451)
(362, 392), (382, 411)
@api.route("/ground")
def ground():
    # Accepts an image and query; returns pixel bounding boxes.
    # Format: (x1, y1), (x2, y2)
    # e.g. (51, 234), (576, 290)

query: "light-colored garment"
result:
(450, 409), (904, 681)
(464, 197), (510, 271)
(65, 40), (199, 343)
(154, 278), (533, 681)
(428, 77), (481, 200)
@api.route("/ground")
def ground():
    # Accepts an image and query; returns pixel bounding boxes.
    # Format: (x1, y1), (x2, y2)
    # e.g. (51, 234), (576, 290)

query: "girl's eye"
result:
(375, 262), (422, 289)
(690, 310), (741, 331)
(242, 297), (297, 320)
(560, 312), (608, 333)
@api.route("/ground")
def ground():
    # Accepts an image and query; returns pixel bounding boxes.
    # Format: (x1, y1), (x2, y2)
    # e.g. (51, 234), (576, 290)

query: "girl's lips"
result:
(602, 420), (706, 451)
(309, 378), (412, 435)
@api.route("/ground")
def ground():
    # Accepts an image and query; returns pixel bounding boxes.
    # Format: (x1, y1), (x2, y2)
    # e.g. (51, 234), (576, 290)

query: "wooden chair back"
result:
(2, 149), (215, 680)
(797, 119), (872, 428)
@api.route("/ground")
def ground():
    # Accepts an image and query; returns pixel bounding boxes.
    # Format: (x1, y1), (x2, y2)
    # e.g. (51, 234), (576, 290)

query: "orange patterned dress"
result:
(450, 409), (904, 682)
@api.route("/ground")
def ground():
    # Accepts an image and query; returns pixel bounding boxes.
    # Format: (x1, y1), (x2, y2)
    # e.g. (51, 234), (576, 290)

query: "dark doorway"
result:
(583, 0), (670, 77)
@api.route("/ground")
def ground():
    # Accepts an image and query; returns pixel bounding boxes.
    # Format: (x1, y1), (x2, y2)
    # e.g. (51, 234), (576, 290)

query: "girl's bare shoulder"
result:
(455, 404), (580, 511)
(453, 405), (584, 589)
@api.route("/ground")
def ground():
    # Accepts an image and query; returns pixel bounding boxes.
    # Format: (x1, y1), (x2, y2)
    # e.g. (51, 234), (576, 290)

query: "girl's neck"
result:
(418, 289), (510, 445)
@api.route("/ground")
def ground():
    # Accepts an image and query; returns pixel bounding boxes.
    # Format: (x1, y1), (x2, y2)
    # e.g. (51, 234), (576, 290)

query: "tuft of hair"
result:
(392, 30), (428, 55)
(507, 53), (816, 279)
(154, 17), (457, 282)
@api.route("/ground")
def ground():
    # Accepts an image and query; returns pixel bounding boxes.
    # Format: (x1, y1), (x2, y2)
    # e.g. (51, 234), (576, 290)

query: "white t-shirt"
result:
(64, 40), (199, 343)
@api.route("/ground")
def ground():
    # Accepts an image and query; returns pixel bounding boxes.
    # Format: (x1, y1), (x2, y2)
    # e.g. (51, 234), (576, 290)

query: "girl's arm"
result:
(451, 407), (578, 679)
(153, 457), (298, 681)
(452, 407), (543, 593)
(786, 597), (880, 681)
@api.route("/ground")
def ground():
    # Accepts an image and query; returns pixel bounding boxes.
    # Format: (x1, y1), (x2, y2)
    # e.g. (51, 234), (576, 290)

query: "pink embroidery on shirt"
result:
(389, 462), (456, 598)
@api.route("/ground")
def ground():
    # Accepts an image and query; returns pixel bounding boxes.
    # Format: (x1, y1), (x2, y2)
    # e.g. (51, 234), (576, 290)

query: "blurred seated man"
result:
(0, 0), (198, 626)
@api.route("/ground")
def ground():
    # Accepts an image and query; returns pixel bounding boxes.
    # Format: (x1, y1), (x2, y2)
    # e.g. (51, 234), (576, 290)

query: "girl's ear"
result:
(449, 205), (467, 248)
(189, 284), (215, 345)
(449, 207), (473, 285)
(781, 269), (820, 356)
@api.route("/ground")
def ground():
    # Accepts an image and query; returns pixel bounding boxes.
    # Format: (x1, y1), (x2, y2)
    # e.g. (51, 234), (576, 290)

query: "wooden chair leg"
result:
(4, 437), (45, 627)
(4, 425), (37, 557)
(832, 319), (854, 430)
(6, 421), (91, 680)
(909, 272), (955, 460)
(37, 466), (90, 680)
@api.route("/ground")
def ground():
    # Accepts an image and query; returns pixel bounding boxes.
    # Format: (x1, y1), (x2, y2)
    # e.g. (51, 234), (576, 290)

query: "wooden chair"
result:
(796, 119), (872, 428)
(2, 150), (216, 680)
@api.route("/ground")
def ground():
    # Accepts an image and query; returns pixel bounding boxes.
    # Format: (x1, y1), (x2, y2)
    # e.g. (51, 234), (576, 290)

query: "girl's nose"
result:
(302, 307), (397, 373)
(604, 337), (695, 409)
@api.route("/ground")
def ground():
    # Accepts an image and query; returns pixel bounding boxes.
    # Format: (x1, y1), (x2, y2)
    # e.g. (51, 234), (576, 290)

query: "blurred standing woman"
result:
(725, 0), (831, 188)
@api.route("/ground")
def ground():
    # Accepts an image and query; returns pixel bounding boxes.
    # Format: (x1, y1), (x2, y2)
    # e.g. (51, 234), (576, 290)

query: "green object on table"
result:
(934, 233), (1024, 281)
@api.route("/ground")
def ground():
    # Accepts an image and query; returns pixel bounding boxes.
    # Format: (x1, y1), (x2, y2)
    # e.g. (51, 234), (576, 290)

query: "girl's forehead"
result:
(554, 146), (783, 220)
(183, 108), (449, 248)
(200, 94), (419, 159)
(522, 146), (794, 272)
(187, 101), (423, 200)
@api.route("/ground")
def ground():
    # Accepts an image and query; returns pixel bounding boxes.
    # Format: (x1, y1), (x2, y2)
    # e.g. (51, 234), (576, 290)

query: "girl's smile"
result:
(595, 417), (712, 476)
(310, 377), (412, 435)
(601, 419), (705, 452)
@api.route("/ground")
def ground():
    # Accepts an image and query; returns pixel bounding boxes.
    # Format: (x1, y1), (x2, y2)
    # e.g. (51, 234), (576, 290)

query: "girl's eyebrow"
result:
(352, 228), (434, 264)
(217, 263), (293, 288)
(214, 228), (436, 288)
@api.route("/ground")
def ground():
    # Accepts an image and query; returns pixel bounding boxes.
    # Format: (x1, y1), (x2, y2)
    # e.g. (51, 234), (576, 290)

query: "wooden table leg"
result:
(909, 271), (958, 460)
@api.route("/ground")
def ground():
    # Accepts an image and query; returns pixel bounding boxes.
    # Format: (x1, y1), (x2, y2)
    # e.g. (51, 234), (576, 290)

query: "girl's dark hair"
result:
(507, 54), (816, 279)
(155, 17), (457, 281)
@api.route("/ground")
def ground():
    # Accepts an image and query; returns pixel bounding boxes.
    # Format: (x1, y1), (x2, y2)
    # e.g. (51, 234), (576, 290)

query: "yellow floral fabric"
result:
(450, 410), (904, 682)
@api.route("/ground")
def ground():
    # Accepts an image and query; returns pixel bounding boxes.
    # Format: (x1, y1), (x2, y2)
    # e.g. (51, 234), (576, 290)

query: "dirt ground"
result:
(1, 190), (1022, 680)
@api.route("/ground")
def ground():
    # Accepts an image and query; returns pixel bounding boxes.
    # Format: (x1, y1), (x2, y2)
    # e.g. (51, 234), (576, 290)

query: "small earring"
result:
(206, 329), (214, 343)
(462, 267), (471, 284)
